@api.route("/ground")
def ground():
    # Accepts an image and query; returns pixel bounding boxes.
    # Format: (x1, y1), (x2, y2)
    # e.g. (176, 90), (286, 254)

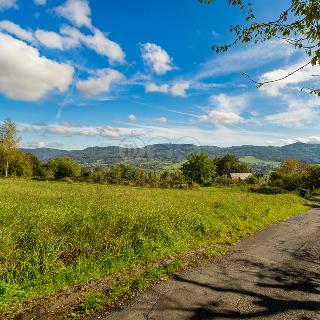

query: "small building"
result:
(230, 173), (253, 180)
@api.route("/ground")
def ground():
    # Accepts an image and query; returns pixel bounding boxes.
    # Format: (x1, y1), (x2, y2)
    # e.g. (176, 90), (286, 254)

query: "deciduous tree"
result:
(0, 118), (21, 177)
(199, 0), (320, 94)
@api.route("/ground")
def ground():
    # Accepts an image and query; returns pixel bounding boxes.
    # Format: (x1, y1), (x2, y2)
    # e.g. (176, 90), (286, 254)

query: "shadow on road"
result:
(167, 247), (320, 319)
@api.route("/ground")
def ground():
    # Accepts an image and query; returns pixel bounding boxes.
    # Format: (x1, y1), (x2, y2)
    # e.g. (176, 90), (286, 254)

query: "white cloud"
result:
(61, 26), (125, 63)
(17, 123), (142, 140)
(145, 83), (169, 93)
(100, 126), (120, 138)
(55, 0), (92, 29)
(17, 124), (39, 133)
(35, 29), (79, 50)
(145, 81), (190, 97)
(282, 136), (320, 145)
(76, 68), (124, 96)
(199, 94), (249, 125)
(149, 117), (168, 124)
(140, 43), (174, 75)
(0, 20), (34, 42)
(44, 126), (70, 135)
(0, 32), (74, 101)
(170, 81), (190, 97)
(259, 60), (320, 96)
(34, 0), (46, 5)
(0, 0), (17, 11)
(194, 41), (294, 81)
(128, 114), (137, 122)
(23, 141), (64, 148)
(199, 111), (244, 124)
(131, 128), (143, 137)
(135, 123), (281, 147)
(209, 93), (248, 113)
(265, 94), (320, 127)
(30, 141), (48, 148)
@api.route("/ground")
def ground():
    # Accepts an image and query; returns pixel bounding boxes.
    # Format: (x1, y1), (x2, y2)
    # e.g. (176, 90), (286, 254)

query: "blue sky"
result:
(0, 0), (319, 150)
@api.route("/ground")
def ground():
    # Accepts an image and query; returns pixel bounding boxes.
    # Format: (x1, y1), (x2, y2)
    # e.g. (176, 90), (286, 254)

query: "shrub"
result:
(48, 157), (82, 179)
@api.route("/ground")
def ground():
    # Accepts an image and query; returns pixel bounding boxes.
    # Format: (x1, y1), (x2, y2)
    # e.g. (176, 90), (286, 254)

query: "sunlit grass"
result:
(0, 179), (310, 315)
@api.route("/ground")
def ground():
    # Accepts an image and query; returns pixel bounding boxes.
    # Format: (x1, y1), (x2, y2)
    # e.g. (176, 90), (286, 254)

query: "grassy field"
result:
(0, 179), (311, 317)
(239, 156), (280, 165)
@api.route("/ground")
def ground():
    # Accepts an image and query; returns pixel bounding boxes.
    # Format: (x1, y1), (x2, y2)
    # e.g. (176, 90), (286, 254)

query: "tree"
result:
(214, 154), (249, 176)
(181, 152), (216, 185)
(9, 151), (33, 178)
(276, 159), (308, 175)
(0, 118), (21, 177)
(269, 159), (309, 190)
(48, 157), (81, 179)
(25, 153), (42, 178)
(199, 0), (320, 95)
(303, 164), (320, 190)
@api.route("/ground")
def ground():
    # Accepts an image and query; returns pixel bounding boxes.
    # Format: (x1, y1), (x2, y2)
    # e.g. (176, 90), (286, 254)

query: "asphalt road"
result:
(103, 208), (320, 320)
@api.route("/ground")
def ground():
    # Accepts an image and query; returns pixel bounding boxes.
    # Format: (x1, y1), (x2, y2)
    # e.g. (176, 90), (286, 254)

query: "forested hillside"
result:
(22, 142), (320, 164)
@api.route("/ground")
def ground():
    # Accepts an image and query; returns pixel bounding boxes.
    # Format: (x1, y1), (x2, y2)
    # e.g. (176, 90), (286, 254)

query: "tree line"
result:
(0, 118), (319, 192)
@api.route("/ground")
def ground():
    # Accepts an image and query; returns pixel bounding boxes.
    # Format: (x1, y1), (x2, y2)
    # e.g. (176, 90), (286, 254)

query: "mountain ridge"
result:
(21, 142), (320, 164)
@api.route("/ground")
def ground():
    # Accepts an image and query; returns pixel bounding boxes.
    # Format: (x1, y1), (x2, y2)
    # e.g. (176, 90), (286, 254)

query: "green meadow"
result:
(239, 156), (280, 165)
(0, 179), (310, 316)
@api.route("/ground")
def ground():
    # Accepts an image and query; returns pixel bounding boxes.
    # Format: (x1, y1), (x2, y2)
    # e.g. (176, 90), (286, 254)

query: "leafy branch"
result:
(199, 0), (320, 95)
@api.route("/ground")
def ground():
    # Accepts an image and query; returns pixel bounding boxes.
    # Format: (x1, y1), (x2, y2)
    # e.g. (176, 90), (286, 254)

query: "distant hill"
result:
(21, 142), (320, 165)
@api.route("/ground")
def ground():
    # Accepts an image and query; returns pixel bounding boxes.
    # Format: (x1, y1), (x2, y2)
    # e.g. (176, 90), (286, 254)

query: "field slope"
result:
(0, 180), (310, 317)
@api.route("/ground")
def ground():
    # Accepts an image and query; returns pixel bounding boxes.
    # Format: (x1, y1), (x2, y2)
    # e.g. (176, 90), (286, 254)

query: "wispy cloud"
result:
(194, 41), (294, 81)
(0, 0), (17, 11)
(0, 20), (33, 41)
(145, 81), (190, 97)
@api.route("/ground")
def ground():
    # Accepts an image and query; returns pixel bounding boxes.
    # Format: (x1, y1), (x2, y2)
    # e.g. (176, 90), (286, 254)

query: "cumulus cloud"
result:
(128, 114), (137, 122)
(61, 26), (125, 63)
(199, 94), (249, 125)
(35, 29), (79, 50)
(55, 0), (92, 29)
(0, 20), (34, 42)
(170, 81), (190, 97)
(199, 111), (244, 125)
(33, 0), (46, 5)
(100, 126), (120, 138)
(76, 68), (124, 96)
(0, 0), (17, 11)
(0, 32), (74, 101)
(140, 43), (174, 75)
(145, 81), (190, 97)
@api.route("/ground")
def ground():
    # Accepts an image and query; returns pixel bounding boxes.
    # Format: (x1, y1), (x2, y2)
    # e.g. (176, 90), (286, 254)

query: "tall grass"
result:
(0, 179), (310, 314)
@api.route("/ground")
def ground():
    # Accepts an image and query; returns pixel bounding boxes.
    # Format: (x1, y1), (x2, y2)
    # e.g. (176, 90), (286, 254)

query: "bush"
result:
(48, 157), (82, 179)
